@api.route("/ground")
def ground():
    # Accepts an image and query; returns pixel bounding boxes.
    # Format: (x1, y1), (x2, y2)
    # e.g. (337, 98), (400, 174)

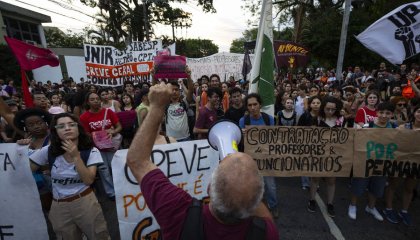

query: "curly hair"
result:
(13, 108), (51, 131)
(319, 96), (343, 119)
(49, 113), (93, 158)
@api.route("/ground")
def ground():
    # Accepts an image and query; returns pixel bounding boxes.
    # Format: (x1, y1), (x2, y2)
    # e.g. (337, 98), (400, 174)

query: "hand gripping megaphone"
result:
(207, 120), (242, 160)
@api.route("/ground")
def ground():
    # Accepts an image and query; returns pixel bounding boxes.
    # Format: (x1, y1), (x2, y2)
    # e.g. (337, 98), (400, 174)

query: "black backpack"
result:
(47, 147), (92, 170)
(180, 198), (267, 240)
(244, 112), (271, 126)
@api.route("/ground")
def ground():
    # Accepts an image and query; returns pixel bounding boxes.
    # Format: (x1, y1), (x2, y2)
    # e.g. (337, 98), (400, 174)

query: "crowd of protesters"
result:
(0, 61), (420, 239)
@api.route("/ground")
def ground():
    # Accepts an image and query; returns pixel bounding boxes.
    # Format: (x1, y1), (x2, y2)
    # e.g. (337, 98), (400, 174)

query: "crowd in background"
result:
(0, 61), (420, 239)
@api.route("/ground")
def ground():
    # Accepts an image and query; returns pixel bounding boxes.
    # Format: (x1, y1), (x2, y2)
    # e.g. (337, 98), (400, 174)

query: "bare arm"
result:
(185, 67), (194, 103)
(410, 78), (420, 97)
(127, 83), (172, 183)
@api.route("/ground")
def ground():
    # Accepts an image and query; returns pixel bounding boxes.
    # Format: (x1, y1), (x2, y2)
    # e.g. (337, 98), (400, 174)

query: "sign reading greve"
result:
(84, 40), (162, 86)
(0, 144), (48, 239)
(245, 126), (354, 177)
(153, 55), (188, 79)
(274, 41), (310, 69)
(112, 140), (219, 240)
(353, 128), (420, 178)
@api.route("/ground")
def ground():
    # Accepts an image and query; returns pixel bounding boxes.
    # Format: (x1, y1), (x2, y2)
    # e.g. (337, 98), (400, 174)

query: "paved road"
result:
(98, 177), (419, 240)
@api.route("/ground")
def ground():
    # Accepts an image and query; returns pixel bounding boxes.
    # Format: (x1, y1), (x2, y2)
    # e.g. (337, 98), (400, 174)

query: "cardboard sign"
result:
(245, 126), (354, 177)
(154, 55), (188, 79)
(112, 140), (219, 240)
(0, 144), (48, 239)
(84, 40), (162, 86)
(353, 128), (420, 178)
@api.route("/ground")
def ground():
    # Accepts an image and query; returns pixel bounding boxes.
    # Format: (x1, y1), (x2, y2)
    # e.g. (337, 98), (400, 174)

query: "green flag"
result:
(248, 0), (275, 117)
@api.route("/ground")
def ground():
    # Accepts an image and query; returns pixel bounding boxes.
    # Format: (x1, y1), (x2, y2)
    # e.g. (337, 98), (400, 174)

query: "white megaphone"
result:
(207, 120), (242, 160)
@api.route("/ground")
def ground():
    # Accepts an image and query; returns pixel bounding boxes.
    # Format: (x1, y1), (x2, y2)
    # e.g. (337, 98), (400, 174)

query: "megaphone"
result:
(207, 120), (242, 160)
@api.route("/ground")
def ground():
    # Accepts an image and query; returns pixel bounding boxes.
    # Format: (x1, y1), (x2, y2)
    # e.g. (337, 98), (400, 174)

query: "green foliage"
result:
(44, 28), (85, 48)
(79, 0), (215, 44)
(175, 38), (218, 58)
(241, 0), (420, 69)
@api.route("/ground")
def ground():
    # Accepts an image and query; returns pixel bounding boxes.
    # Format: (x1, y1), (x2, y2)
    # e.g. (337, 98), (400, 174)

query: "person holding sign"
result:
(29, 113), (109, 239)
(239, 93), (279, 218)
(348, 102), (396, 221)
(127, 83), (279, 240)
(383, 104), (420, 226)
(308, 96), (344, 217)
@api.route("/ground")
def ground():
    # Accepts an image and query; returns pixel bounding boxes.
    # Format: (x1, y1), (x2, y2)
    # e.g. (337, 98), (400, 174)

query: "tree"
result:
(44, 28), (86, 48)
(175, 38), (218, 58)
(79, 0), (215, 45)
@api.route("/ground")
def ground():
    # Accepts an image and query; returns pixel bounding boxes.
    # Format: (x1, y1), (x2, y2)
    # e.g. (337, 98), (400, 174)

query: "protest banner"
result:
(154, 55), (188, 79)
(0, 144), (48, 239)
(353, 128), (420, 178)
(274, 41), (310, 69)
(112, 140), (219, 240)
(84, 40), (162, 86)
(187, 52), (255, 82)
(245, 126), (354, 177)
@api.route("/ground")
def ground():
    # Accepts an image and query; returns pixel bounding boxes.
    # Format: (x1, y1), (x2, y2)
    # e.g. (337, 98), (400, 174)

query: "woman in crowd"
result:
(118, 93), (137, 148)
(390, 96), (409, 126)
(354, 90), (380, 128)
(135, 88), (150, 128)
(383, 104), (420, 226)
(99, 88), (121, 113)
(48, 92), (66, 115)
(277, 97), (298, 126)
(307, 96), (344, 217)
(80, 92), (122, 199)
(298, 95), (322, 190)
(221, 82), (230, 113)
(29, 112), (109, 239)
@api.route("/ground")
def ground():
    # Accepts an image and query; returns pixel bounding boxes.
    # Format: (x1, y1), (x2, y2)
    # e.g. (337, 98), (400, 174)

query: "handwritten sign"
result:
(245, 126), (354, 177)
(186, 52), (255, 81)
(353, 128), (420, 178)
(84, 40), (162, 86)
(0, 144), (48, 239)
(154, 55), (188, 79)
(112, 140), (219, 240)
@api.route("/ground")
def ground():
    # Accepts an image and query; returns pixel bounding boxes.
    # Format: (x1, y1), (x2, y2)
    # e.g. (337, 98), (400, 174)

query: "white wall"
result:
(65, 56), (87, 82)
(32, 65), (63, 83)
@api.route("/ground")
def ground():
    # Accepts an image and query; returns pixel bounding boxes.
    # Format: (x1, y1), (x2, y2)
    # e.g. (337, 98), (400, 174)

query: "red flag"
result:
(4, 36), (59, 70)
(21, 69), (34, 107)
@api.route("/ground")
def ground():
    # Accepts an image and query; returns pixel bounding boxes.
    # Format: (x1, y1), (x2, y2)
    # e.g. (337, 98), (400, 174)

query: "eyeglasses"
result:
(55, 122), (78, 130)
(325, 108), (337, 112)
(397, 103), (407, 107)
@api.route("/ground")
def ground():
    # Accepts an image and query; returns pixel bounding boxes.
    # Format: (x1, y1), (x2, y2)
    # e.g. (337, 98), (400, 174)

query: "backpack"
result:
(47, 147), (92, 170)
(245, 112), (271, 126)
(180, 198), (267, 240)
(277, 111), (297, 126)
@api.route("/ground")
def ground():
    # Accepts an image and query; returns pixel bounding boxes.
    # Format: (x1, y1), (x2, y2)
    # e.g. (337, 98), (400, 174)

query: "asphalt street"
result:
(97, 177), (420, 240)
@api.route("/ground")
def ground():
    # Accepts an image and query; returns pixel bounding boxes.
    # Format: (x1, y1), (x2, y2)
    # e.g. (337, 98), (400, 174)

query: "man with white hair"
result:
(127, 83), (279, 240)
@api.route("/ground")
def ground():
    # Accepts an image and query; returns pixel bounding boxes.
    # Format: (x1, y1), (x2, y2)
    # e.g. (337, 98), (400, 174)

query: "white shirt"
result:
(30, 146), (103, 199)
(166, 101), (190, 140)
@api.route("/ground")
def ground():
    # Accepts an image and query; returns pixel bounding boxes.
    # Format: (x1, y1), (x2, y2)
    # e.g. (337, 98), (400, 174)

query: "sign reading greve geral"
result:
(84, 40), (162, 86)
(112, 140), (219, 240)
(245, 126), (354, 177)
(353, 128), (420, 178)
(154, 56), (188, 79)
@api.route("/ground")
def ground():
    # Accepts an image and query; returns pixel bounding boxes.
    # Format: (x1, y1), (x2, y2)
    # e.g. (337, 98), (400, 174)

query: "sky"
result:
(2, 0), (251, 52)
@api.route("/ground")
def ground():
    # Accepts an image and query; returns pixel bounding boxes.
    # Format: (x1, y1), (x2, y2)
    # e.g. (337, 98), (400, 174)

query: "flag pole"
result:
(335, 0), (352, 85)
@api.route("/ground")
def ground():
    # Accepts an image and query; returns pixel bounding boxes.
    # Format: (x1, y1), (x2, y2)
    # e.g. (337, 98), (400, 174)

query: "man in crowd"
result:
(223, 87), (245, 125)
(126, 83), (279, 240)
(165, 77), (193, 142)
(239, 93), (279, 218)
(194, 87), (222, 139)
(32, 91), (49, 112)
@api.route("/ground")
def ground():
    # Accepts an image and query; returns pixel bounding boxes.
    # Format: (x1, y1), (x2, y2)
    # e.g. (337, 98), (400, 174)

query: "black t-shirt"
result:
(223, 106), (246, 125)
(297, 111), (318, 126)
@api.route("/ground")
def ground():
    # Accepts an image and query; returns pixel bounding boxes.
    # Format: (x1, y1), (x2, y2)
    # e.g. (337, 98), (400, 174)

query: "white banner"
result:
(112, 140), (219, 240)
(356, 3), (420, 64)
(84, 40), (163, 86)
(0, 144), (48, 239)
(187, 52), (255, 82)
